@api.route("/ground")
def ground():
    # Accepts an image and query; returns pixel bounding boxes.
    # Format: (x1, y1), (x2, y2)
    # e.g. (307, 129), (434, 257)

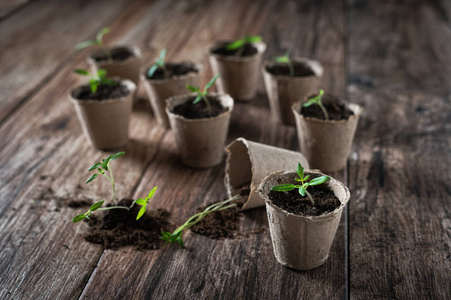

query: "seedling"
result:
(270, 163), (330, 206)
(71, 152), (157, 222)
(226, 35), (262, 57)
(303, 89), (329, 121)
(76, 27), (112, 61)
(147, 49), (168, 79)
(73, 69), (116, 93)
(186, 74), (220, 111)
(274, 51), (294, 77)
(160, 195), (240, 247)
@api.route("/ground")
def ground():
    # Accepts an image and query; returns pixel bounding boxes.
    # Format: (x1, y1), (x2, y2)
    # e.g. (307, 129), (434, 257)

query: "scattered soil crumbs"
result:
(171, 96), (228, 119)
(93, 47), (134, 62)
(266, 62), (315, 77)
(75, 83), (130, 101)
(84, 198), (170, 250)
(268, 187), (340, 216)
(300, 93), (354, 121)
(211, 42), (258, 57)
(147, 62), (198, 80)
(33, 185), (93, 211)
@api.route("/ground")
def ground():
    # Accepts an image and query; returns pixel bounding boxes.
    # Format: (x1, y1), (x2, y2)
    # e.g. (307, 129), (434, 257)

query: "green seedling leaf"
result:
(297, 163), (304, 180)
(159, 48), (167, 60)
(193, 94), (202, 104)
(86, 173), (98, 184)
(270, 184), (296, 191)
(147, 65), (158, 78)
(96, 27), (110, 45)
(73, 69), (90, 76)
(303, 175), (310, 181)
(205, 74), (220, 90)
(302, 90), (329, 120)
(226, 40), (244, 50)
(136, 205), (147, 220)
(275, 56), (289, 63)
(111, 152), (125, 160)
(102, 155), (112, 170)
(89, 200), (104, 212)
(89, 79), (99, 93)
(135, 198), (146, 206)
(245, 35), (262, 43)
(147, 186), (157, 200)
(75, 40), (96, 50)
(299, 186), (306, 196)
(72, 214), (86, 223)
(88, 162), (102, 171)
(309, 176), (331, 186)
(97, 69), (107, 78)
(186, 85), (198, 92)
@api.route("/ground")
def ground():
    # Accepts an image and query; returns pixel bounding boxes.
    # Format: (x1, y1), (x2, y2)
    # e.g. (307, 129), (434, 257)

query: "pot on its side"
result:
(262, 58), (323, 125)
(142, 62), (202, 128)
(257, 170), (350, 270)
(70, 79), (136, 150)
(292, 99), (362, 172)
(209, 41), (266, 101)
(166, 93), (234, 168)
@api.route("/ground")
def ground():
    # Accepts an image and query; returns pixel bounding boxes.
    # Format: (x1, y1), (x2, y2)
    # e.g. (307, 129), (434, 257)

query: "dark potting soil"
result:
(268, 187), (341, 216)
(211, 42), (258, 57)
(84, 198), (170, 250)
(266, 62), (315, 77)
(300, 98), (354, 121)
(171, 96), (228, 119)
(146, 62), (198, 80)
(76, 83), (130, 101)
(93, 47), (134, 62)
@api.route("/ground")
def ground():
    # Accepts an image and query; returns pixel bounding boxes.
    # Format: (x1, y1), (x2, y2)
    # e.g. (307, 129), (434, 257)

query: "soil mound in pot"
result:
(76, 83), (130, 101)
(211, 42), (258, 57)
(171, 96), (228, 119)
(266, 62), (315, 77)
(84, 198), (171, 250)
(94, 47), (134, 62)
(146, 62), (199, 80)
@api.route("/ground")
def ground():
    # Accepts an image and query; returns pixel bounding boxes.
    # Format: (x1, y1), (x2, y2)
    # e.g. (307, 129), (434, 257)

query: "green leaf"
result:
(294, 178), (302, 182)
(72, 214), (86, 223)
(85, 173), (98, 184)
(176, 236), (184, 248)
(193, 95), (202, 104)
(88, 162), (102, 171)
(89, 80), (99, 93)
(275, 56), (289, 63)
(102, 155), (112, 170)
(302, 99), (315, 107)
(205, 74), (220, 90)
(226, 39), (244, 50)
(146, 186), (157, 200)
(299, 187), (306, 196)
(147, 64), (158, 78)
(90, 200), (104, 211)
(303, 175), (310, 181)
(75, 40), (96, 50)
(270, 184), (296, 191)
(97, 69), (107, 78)
(245, 35), (262, 43)
(297, 163), (304, 180)
(186, 85), (199, 92)
(111, 152), (125, 160)
(100, 78), (116, 86)
(135, 198), (146, 206)
(136, 205), (147, 220)
(309, 176), (331, 186)
(73, 69), (90, 76)
(159, 49), (167, 60)
(96, 27), (110, 44)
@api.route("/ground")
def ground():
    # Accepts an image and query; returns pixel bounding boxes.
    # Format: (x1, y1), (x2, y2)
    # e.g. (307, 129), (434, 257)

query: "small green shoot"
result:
(226, 35), (262, 57)
(76, 27), (112, 61)
(160, 195), (240, 247)
(270, 163), (330, 206)
(303, 89), (329, 121)
(147, 49), (169, 79)
(186, 74), (220, 111)
(73, 69), (116, 93)
(274, 51), (294, 77)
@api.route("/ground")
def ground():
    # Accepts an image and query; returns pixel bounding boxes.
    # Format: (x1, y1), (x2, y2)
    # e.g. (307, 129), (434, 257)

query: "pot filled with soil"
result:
(262, 56), (323, 125)
(257, 167), (350, 270)
(142, 61), (201, 128)
(224, 138), (310, 210)
(292, 91), (362, 172)
(209, 36), (266, 101)
(70, 76), (136, 150)
(166, 91), (234, 168)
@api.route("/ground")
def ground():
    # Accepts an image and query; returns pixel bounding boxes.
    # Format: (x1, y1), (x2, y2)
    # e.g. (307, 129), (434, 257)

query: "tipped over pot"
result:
(69, 78), (136, 150)
(209, 41), (266, 101)
(166, 93), (234, 168)
(224, 138), (309, 210)
(258, 170), (350, 270)
(142, 62), (201, 128)
(262, 58), (323, 125)
(292, 93), (362, 172)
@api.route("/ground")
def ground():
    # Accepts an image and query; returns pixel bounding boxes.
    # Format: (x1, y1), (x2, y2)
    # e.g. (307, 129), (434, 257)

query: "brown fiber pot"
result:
(88, 45), (142, 88)
(209, 41), (266, 101)
(141, 62), (202, 128)
(262, 58), (323, 125)
(292, 98), (363, 172)
(70, 79), (136, 150)
(224, 138), (309, 210)
(166, 93), (234, 168)
(258, 170), (350, 270)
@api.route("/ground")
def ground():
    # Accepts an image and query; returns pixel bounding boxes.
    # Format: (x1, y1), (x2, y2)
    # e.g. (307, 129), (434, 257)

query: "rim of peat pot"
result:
(88, 45), (142, 66)
(69, 78), (136, 104)
(291, 100), (363, 125)
(141, 61), (202, 84)
(208, 40), (267, 62)
(262, 57), (323, 80)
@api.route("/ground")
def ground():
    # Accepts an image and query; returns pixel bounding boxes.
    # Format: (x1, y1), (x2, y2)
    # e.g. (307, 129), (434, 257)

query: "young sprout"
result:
(186, 74), (220, 111)
(160, 195), (240, 247)
(226, 35), (262, 57)
(274, 51), (294, 77)
(73, 69), (116, 93)
(303, 89), (329, 121)
(147, 49), (169, 79)
(76, 27), (112, 61)
(270, 163), (330, 206)
(71, 152), (157, 222)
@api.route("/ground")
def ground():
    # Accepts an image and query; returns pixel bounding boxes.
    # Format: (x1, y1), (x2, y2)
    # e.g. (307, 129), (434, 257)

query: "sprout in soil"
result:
(226, 35), (262, 57)
(147, 49), (169, 79)
(160, 195), (241, 248)
(303, 89), (329, 121)
(186, 74), (220, 111)
(71, 152), (157, 222)
(270, 163), (330, 206)
(274, 51), (294, 77)
(76, 27), (112, 61)
(73, 68), (116, 93)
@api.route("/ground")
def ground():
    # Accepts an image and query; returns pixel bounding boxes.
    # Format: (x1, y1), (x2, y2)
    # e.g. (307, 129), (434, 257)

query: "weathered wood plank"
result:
(80, 0), (347, 299)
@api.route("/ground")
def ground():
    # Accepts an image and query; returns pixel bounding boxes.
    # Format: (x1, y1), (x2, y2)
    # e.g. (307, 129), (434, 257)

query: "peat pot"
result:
(258, 170), (350, 270)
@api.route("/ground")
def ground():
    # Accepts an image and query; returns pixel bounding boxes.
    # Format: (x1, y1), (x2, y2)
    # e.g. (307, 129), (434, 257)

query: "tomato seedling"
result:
(73, 68), (116, 93)
(303, 89), (329, 121)
(274, 51), (294, 77)
(226, 35), (262, 57)
(76, 27), (112, 61)
(186, 74), (220, 111)
(147, 49), (168, 79)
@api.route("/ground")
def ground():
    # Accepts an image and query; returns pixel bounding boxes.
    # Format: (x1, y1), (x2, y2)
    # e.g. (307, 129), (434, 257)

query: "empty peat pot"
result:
(292, 93), (362, 172)
(257, 170), (350, 270)
(224, 138), (309, 210)
(88, 45), (142, 89)
(69, 78), (136, 150)
(142, 62), (202, 128)
(262, 58), (323, 125)
(209, 41), (266, 101)
(166, 93), (234, 168)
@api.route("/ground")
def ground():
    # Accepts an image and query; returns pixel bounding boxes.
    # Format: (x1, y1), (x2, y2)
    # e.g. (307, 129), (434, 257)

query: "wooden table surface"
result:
(0, 0), (450, 299)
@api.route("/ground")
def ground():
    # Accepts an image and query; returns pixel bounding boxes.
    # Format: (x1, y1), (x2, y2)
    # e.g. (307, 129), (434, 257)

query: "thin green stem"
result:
(101, 46), (113, 62)
(305, 189), (315, 206)
(108, 165), (117, 202)
(201, 94), (212, 111)
(288, 61), (294, 77)
(97, 206), (130, 211)
(237, 45), (244, 57)
(318, 102), (329, 121)
(161, 64), (169, 79)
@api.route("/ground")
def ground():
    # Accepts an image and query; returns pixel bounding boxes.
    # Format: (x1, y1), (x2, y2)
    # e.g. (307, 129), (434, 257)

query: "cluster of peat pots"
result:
(69, 29), (362, 270)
